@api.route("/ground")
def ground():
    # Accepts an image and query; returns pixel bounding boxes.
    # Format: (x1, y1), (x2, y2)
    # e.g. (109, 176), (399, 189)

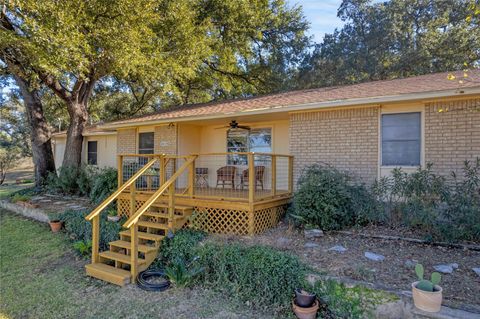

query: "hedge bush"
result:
(57, 209), (123, 251)
(89, 168), (118, 204)
(292, 164), (375, 230)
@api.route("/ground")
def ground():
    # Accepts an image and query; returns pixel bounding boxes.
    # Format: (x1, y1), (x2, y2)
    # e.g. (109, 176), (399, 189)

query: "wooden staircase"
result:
(84, 156), (197, 286)
(85, 203), (193, 285)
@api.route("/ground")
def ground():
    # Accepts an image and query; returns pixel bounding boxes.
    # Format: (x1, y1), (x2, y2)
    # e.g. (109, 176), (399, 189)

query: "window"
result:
(226, 128), (272, 164)
(381, 112), (421, 166)
(138, 132), (154, 154)
(87, 141), (98, 165)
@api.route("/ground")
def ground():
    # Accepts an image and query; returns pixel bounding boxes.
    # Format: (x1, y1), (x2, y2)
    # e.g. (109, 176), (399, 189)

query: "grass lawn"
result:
(0, 210), (275, 319)
(0, 183), (34, 200)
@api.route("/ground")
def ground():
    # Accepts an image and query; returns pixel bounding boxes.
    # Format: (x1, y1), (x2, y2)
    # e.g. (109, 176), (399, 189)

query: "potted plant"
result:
(48, 213), (63, 233)
(292, 288), (318, 319)
(412, 264), (443, 312)
(107, 209), (121, 222)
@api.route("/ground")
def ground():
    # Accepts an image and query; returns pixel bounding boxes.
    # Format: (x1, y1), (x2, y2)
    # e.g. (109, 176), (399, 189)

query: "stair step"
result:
(99, 251), (146, 265)
(150, 203), (194, 213)
(137, 220), (169, 230)
(109, 240), (157, 253)
(143, 211), (184, 219)
(85, 263), (131, 286)
(120, 230), (164, 242)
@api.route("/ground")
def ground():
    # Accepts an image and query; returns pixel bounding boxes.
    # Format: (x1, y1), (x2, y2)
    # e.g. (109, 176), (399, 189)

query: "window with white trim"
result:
(226, 128), (272, 165)
(381, 112), (421, 166)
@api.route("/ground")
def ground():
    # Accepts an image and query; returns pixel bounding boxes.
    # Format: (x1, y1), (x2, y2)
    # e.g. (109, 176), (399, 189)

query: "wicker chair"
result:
(216, 166), (237, 189)
(240, 166), (265, 190)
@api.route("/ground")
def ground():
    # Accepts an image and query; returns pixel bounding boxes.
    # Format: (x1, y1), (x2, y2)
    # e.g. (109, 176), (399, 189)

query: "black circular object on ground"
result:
(136, 269), (171, 291)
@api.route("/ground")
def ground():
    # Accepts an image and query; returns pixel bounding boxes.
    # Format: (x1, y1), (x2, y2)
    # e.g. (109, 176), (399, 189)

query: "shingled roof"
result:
(102, 70), (480, 127)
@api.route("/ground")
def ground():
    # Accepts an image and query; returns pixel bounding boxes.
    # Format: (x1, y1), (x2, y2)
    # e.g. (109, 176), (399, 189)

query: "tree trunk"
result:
(61, 80), (94, 168)
(62, 102), (88, 167)
(13, 75), (56, 187)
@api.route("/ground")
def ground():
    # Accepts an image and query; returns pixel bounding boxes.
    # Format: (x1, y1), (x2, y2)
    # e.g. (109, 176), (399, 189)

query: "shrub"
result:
(90, 168), (118, 204)
(73, 240), (92, 257)
(292, 164), (375, 230)
(196, 243), (306, 314)
(152, 229), (207, 268)
(57, 209), (123, 250)
(164, 257), (204, 288)
(46, 165), (97, 196)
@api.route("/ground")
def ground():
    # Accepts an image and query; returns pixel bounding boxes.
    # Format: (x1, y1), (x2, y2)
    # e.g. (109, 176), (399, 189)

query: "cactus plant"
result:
(415, 264), (441, 292)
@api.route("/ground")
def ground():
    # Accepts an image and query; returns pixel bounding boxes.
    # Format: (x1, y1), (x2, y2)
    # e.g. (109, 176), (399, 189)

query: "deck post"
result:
(188, 157), (195, 198)
(117, 155), (123, 187)
(271, 155), (276, 197)
(168, 183), (175, 230)
(288, 156), (294, 194)
(130, 183), (136, 218)
(160, 154), (166, 185)
(92, 215), (100, 263)
(248, 153), (255, 204)
(130, 223), (138, 282)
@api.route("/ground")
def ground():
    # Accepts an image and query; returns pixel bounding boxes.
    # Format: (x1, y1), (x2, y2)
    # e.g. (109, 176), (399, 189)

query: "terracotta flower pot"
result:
(49, 220), (63, 233)
(292, 299), (319, 319)
(412, 281), (443, 313)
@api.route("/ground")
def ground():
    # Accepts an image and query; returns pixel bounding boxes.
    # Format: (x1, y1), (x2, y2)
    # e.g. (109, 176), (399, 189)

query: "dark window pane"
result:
(139, 132), (154, 154)
(381, 113), (421, 166)
(87, 141), (97, 165)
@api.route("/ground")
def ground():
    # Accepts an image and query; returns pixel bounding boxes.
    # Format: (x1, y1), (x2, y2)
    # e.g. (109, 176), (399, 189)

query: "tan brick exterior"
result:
(116, 128), (137, 154)
(424, 98), (480, 176)
(154, 125), (177, 155)
(289, 106), (380, 185)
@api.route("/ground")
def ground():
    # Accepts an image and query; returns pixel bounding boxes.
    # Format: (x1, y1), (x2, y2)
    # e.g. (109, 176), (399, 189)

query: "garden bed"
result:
(211, 222), (480, 313)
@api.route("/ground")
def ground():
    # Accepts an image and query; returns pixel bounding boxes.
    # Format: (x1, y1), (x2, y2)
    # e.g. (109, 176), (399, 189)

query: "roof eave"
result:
(100, 87), (480, 129)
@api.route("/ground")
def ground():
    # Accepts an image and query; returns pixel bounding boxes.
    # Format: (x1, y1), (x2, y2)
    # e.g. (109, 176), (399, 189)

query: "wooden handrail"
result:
(85, 158), (158, 221)
(123, 155), (197, 228)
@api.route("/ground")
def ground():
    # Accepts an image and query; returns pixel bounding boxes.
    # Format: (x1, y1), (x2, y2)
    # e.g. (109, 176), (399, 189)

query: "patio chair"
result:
(240, 166), (265, 190)
(216, 166), (236, 189)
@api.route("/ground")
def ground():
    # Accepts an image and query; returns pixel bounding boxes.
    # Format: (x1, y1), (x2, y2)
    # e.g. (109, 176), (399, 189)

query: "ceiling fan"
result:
(215, 120), (250, 130)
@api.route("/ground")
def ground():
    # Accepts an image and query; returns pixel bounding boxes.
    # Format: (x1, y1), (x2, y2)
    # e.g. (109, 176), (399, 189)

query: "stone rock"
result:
(433, 264), (456, 274)
(472, 267), (480, 277)
(404, 259), (418, 268)
(304, 229), (324, 240)
(304, 242), (320, 249)
(328, 245), (347, 253)
(39, 199), (52, 202)
(276, 237), (292, 247)
(364, 252), (385, 262)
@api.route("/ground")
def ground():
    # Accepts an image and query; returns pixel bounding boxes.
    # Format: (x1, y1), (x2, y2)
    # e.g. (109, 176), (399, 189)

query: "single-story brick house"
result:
(62, 70), (479, 284)
(53, 70), (480, 185)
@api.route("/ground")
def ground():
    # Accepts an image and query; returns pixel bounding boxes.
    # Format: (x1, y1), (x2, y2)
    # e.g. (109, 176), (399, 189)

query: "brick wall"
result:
(289, 106), (379, 185)
(116, 128), (137, 154)
(154, 125), (177, 155)
(424, 98), (480, 176)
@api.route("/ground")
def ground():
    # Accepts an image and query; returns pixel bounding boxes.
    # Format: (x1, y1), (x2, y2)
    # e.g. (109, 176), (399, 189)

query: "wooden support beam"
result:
(117, 155), (123, 187)
(130, 223), (138, 282)
(92, 215), (100, 263)
(168, 183), (175, 230)
(271, 155), (276, 197)
(188, 158), (195, 198)
(248, 153), (255, 204)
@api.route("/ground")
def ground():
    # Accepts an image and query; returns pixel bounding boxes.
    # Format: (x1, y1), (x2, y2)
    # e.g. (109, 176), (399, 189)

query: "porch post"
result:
(188, 156), (195, 198)
(271, 155), (276, 197)
(117, 155), (123, 187)
(168, 183), (175, 230)
(248, 153), (255, 204)
(91, 215), (100, 263)
(130, 223), (138, 282)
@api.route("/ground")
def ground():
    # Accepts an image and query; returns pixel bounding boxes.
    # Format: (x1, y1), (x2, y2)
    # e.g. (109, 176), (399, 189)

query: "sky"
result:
(294, 0), (345, 43)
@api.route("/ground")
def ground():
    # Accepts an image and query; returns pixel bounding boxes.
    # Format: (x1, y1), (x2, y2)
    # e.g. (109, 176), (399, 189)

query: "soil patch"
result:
(211, 222), (480, 312)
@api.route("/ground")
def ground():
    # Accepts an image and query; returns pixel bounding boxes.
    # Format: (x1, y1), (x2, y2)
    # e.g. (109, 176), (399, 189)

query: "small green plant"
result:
(165, 257), (204, 288)
(73, 240), (92, 257)
(107, 209), (117, 217)
(11, 193), (31, 203)
(415, 264), (441, 292)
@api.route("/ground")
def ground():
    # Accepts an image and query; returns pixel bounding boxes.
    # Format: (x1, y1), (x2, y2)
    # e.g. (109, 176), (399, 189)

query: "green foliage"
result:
(292, 164), (377, 230)
(164, 257), (204, 288)
(298, 0), (480, 89)
(153, 229), (207, 268)
(414, 264), (441, 292)
(89, 168), (118, 204)
(57, 210), (123, 250)
(0, 146), (22, 185)
(196, 243), (306, 314)
(10, 193), (32, 203)
(73, 240), (92, 257)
